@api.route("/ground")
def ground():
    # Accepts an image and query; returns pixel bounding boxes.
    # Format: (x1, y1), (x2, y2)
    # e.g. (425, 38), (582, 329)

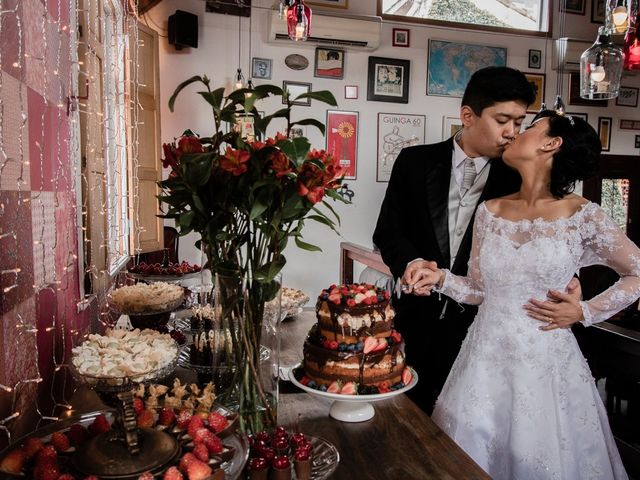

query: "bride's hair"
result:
(534, 110), (601, 198)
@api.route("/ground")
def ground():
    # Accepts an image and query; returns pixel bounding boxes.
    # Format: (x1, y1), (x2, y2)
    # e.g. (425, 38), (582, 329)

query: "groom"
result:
(373, 67), (534, 414)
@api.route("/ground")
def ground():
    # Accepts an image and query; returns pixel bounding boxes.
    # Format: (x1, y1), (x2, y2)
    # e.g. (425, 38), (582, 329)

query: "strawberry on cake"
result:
(299, 284), (412, 395)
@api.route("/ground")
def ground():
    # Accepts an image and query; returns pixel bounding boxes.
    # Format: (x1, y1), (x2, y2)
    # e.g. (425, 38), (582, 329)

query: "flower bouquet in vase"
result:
(158, 76), (348, 433)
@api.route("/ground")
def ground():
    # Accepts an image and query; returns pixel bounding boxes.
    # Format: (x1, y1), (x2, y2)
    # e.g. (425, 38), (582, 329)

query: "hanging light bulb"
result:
(580, 25), (623, 99)
(287, 0), (311, 41)
(245, 79), (255, 99)
(234, 68), (245, 90)
(611, 0), (630, 34)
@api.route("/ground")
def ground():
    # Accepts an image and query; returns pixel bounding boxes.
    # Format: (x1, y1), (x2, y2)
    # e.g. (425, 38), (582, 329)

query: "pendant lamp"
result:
(287, 0), (311, 41)
(580, 26), (623, 99)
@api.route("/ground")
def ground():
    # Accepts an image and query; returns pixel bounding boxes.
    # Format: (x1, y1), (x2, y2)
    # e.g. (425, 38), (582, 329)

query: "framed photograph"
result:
(616, 86), (639, 107)
(568, 72), (608, 107)
(524, 73), (545, 113)
(598, 117), (612, 152)
(427, 40), (507, 97)
(345, 85), (358, 99)
(619, 119), (640, 130)
(326, 110), (359, 179)
(591, 0), (605, 23)
(561, 0), (585, 14)
(282, 81), (312, 106)
(376, 113), (426, 182)
(567, 112), (588, 123)
(307, 0), (348, 8)
(314, 47), (344, 79)
(528, 49), (542, 69)
(635, 135), (640, 148)
(289, 125), (307, 139)
(393, 28), (410, 47)
(442, 116), (463, 140)
(367, 56), (411, 104)
(252, 57), (272, 80)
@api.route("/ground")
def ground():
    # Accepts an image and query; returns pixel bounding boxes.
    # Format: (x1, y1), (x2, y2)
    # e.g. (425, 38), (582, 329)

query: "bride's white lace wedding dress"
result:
(431, 201), (639, 480)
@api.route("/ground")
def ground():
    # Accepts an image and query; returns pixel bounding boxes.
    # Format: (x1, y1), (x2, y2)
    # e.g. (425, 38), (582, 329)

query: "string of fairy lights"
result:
(0, 0), (141, 445)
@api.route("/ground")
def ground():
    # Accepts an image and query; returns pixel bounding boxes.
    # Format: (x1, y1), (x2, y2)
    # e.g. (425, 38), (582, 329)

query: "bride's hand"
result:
(410, 268), (444, 296)
(523, 289), (584, 331)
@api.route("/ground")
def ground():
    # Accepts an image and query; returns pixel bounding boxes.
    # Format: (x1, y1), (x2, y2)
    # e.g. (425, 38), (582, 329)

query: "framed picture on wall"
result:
(307, 0), (348, 8)
(344, 85), (358, 99)
(282, 81), (312, 106)
(252, 58), (272, 79)
(598, 117), (612, 152)
(567, 112), (588, 123)
(314, 47), (344, 79)
(528, 49), (542, 69)
(427, 40), (506, 97)
(367, 56), (411, 103)
(562, 0), (585, 14)
(326, 110), (359, 179)
(442, 116), (463, 140)
(393, 28), (410, 47)
(376, 113), (425, 182)
(616, 86), (639, 107)
(591, 0), (605, 23)
(524, 73), (545, 113)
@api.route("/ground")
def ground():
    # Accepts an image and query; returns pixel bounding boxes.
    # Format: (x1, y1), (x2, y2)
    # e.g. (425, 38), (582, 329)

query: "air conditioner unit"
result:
(268, 10), (381, 51)
(552, 37), (593, 72)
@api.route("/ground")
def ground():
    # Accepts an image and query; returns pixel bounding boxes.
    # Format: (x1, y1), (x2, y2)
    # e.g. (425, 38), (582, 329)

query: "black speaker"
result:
(168, 10), (198, 50)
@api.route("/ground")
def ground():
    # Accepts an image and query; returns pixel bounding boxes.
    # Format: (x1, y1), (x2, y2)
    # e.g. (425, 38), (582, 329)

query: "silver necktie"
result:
(461, 157), (476, 194)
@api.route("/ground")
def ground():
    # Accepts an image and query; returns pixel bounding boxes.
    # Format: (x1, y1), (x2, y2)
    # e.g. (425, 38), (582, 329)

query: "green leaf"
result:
(198, 87), (226, 114)
(320, 199), (341, 223)
(291, 118), (326, 136)
(191, 194), (206, 214)
(295, 236), (322, 252)
(254, 255), (286, 282)
(181, 153), (213, 188)
(293, 90), (337, 106)
(168, 75), (209, 112)
(178, 210), (195, 230)
(307, 213), (338, 232)
(249, 198), (269, 220)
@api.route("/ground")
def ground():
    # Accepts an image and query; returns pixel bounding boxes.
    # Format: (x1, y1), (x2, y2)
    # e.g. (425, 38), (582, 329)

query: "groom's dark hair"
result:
(462, 67), (535, 116)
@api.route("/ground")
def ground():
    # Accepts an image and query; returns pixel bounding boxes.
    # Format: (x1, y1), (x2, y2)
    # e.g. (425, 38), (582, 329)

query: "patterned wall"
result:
(0, 0), (89, 446)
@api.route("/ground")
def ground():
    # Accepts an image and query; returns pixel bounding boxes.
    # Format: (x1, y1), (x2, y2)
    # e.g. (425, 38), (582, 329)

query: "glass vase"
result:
(213, 271), (281, 434)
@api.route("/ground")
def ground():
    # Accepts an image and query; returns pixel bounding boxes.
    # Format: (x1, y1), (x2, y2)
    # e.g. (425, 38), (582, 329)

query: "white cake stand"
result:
(289, 365), (418, 423)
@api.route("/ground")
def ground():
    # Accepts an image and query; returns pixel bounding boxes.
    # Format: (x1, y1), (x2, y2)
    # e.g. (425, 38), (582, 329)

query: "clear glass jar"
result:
(580, 26), (624, 100)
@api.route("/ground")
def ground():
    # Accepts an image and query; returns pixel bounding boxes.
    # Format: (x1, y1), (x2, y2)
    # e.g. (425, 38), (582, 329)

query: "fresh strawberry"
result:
(179, 452), (198, 474)
(192, 427), (214, 445)
(354, 293), (366, 304)
(176, 410), (193, 430)
(207, 412), (227, 433)
(203, 434), (223, 454)
(133, 397), (145, 416)
(402, 367), (413, 385)
(365, 289), (377, 298)
(50, 432), (70, 452)
(34, 463), (59, 480)
(35, 445), (58, 466)
(23, 437), (45, 459)
(390, 331), (402, 343)
(137, 473), (154, 480)
(58, 475), (75, 480)
(0, 448), (26, 474)
(340, 381), (357, 395)
(346, 298), (356, 307)
(326, 381), (341, 393)
(83, 476), (99, 480)
(192, 443), (209, 463)
(158, 407), (176, 426)
(373, 337), (388, 352)
(137, 409), (155, 428)
(378, 381), (391, 393)
(163, 466), (184, 480)
(363, 336), (378, 354)
(328, 340), (339, 350)
(187, 416), (205, 438)
(299, 376), (310, 386)
(186, 459), (212, 480)
(88, 414), (111, 435)
(328, 293), (341, 305)
(68, 424), (89, 446)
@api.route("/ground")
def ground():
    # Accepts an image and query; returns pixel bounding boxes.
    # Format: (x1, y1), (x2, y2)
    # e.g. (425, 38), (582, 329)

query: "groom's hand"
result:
(401, 260), (438, 293)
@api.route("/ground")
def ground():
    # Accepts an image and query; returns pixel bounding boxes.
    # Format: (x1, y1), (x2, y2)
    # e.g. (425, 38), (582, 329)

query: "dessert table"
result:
(278, 310), (490, 480)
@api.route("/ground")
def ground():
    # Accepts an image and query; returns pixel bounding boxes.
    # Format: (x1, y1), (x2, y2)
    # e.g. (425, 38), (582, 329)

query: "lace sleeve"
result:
(579, 204), (640, 326)
(435, 206), (485, 305)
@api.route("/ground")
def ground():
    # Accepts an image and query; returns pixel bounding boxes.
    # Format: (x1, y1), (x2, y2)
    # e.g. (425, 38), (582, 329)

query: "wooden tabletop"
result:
(278, 311), (490, 480)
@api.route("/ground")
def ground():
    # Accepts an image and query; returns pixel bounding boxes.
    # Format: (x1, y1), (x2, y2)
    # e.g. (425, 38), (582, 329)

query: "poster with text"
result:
(377, 113), (425, 182)
(326, 110), (359, 179)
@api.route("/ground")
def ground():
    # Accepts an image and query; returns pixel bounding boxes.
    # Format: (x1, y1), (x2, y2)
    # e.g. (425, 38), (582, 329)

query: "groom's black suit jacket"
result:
(373, 138), (520, 412)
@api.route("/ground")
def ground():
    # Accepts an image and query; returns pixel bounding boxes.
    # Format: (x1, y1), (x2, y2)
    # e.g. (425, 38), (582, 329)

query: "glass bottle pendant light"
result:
(580, 26), (623, 99)
(624, 10), (640, 70)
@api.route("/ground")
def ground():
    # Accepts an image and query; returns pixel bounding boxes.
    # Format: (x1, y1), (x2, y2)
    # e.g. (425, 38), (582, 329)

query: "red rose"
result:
(220, 146), (250, 176)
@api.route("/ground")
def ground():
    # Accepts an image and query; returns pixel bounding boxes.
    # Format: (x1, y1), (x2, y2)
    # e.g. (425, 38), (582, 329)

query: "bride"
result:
(408, 108), (636, 479)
